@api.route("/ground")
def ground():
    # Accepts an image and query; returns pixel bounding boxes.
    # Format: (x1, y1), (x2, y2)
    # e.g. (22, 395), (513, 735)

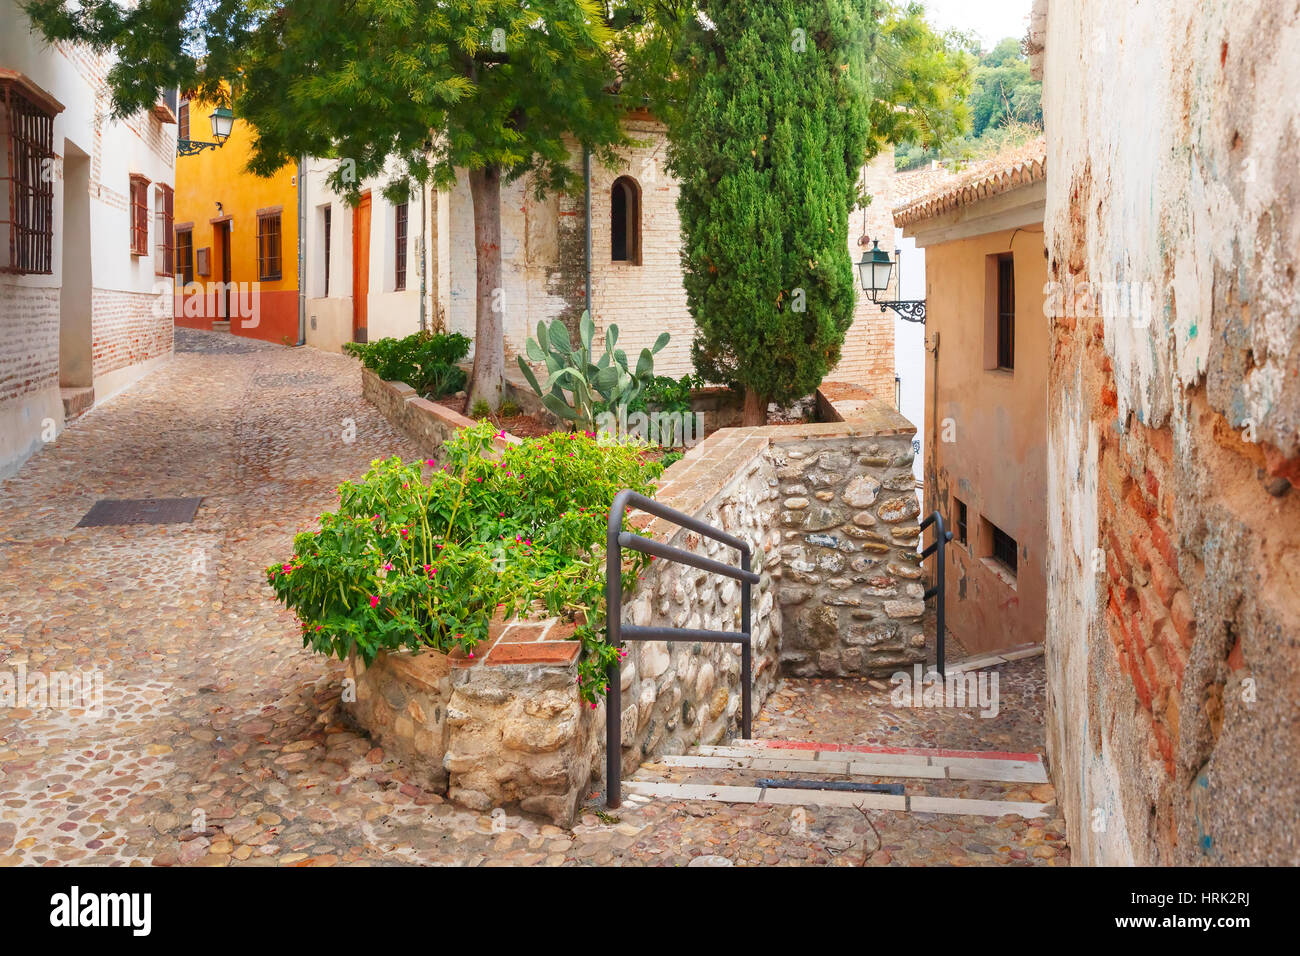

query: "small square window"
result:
(989, 522), (1018, 576)
(954, 497), (968, 547)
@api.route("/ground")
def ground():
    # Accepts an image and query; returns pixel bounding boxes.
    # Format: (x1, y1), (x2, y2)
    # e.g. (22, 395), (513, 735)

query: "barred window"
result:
(257, 210), (282, 280)
(154, 184), (174, 276)
(129, 174), (150, 256)
(394, 201), (408, 291)
(0, 74), (60, 274)
(176, 227), (194, 285)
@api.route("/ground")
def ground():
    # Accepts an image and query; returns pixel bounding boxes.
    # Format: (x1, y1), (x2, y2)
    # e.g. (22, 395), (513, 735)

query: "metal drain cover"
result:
(76, 497), (202, 527)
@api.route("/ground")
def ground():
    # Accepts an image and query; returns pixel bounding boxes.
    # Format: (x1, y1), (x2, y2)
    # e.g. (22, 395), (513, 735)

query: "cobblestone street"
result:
(0, 330), (1068, 866)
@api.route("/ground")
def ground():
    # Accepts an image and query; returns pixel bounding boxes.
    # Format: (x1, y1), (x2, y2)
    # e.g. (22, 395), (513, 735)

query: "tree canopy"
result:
(663, 0), (970, 421)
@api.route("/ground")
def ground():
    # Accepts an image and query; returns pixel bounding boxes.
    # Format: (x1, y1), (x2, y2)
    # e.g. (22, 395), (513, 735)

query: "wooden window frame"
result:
(0, 72), (62, 275)
(394, 201), (408, 291)
(178, 100), (190, 142)
(154, 183), (174, 276)
(176, 225), (194, 285)
(129, 173), (150, 257)
(257, 208), (282, 281)
(322, 205), (331, 296)
(995, 253), (1015, 370)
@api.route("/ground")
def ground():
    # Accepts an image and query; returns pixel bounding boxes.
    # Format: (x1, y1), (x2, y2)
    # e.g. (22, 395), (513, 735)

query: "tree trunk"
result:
(466, 165), (504, 411)
(742, 387), (768, 425)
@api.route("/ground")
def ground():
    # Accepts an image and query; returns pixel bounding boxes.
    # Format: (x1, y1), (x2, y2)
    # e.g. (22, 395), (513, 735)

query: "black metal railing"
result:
(604, 489), (758, 809)
(919, 510), (954, 676)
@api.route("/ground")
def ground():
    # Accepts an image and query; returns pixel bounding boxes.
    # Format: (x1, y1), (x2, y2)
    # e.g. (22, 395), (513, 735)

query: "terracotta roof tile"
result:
(892, 138), (1046, 228)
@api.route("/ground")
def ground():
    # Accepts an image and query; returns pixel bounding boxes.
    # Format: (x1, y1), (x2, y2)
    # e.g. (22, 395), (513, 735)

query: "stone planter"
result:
(343, 616), (598, 825)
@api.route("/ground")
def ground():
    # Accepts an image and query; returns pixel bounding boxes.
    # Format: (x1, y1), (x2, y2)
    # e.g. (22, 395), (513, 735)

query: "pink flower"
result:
(381, 562), (393, 571)
(369, 596), (379, 608)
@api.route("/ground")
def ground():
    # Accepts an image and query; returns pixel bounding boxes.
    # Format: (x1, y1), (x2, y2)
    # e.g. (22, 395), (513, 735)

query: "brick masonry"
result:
(1040, 0), (1300, 865)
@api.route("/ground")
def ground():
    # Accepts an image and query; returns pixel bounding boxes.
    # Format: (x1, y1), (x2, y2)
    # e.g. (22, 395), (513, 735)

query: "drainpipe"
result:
(296, 156), (306, 346)
(419, 181), (428, 332)
(583, 146), (592, 316)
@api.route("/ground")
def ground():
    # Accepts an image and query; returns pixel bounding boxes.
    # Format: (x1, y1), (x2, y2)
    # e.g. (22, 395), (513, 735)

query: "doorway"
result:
(59, 143), (92, 392)
(213, 219), (232, 326)
(352, 192), (370, 343)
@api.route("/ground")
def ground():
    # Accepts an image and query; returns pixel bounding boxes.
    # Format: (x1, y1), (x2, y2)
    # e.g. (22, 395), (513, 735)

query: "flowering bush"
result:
(267, 421), (662, 700)
(344, 330), (471, 398)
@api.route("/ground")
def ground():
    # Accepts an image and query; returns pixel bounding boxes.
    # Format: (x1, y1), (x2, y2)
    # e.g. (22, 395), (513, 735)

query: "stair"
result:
(624, 738), (1053, 819)
(60, 387), (94, 421)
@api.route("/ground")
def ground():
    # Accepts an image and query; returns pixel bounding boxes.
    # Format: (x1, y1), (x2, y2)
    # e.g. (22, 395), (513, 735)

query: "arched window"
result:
(611, 175), (641, 265)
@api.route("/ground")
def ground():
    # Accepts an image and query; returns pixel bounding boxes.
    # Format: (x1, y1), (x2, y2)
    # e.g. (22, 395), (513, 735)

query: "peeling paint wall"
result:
(1041, 0), (1300, 865)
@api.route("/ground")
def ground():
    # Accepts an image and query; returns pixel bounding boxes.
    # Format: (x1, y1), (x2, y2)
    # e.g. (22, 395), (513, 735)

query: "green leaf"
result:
(517, 356), (543, 396)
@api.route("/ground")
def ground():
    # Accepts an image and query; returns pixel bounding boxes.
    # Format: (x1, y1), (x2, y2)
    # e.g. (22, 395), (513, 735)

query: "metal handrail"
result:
(919, 510), (954, 676)
(604, 489), (758, 808)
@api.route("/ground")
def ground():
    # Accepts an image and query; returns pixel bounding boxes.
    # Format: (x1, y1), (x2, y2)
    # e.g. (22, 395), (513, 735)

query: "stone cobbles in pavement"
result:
(0, 329), (1067, 866)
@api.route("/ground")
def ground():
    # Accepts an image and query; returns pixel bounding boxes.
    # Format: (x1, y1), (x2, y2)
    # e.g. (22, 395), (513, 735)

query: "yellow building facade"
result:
(173, 97), (300, 344)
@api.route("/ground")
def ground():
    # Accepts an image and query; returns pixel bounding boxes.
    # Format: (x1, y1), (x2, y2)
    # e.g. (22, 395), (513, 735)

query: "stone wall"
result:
(770, 430), (925, 678)
(351, 371), (925, 818)
(611, 432), (782, 778)
(360, 366), (519, 461)
(610, 396), (923, 775)
(1039, 0), (1300, 865)
(345, 616), (598, 826)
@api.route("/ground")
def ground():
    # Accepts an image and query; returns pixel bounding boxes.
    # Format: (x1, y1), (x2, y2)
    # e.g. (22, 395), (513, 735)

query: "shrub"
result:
(470, 398), (491, 419)
(345, 330), (471, 398)
(267, 421), (663, 700)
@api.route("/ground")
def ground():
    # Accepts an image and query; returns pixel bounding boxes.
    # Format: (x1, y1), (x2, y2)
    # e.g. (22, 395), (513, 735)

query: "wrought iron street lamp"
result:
(177, 107), (234, 157)
(857, 239), (926, 323)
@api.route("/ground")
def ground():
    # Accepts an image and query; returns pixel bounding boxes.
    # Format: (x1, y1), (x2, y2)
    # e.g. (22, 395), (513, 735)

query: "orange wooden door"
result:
(352, 192), (371, 342)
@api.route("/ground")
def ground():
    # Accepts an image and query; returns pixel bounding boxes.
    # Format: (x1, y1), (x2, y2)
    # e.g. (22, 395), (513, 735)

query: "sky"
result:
(917, 0), (1035, 51)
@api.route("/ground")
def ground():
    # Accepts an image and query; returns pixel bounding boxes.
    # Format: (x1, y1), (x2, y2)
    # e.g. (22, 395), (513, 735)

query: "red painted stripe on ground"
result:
(750, 739), (1042, 762)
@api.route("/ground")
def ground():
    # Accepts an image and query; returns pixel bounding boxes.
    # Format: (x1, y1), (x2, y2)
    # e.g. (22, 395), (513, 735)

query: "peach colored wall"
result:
(922, 226), (1048, 654)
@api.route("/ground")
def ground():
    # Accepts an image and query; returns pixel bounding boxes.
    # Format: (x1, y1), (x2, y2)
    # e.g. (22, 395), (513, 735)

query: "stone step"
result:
(658, 748), (1046, 783)
(721, 738), (1049, 782)
(622, 779), (1051, 819)
(60, 386), (94, 421)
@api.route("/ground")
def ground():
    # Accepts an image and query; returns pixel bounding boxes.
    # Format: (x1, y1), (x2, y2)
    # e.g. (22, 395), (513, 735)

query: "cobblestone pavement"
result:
(0, 329), (1067, 866)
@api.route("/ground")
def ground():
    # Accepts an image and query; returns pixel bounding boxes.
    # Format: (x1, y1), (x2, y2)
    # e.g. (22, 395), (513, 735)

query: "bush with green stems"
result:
(345, 330), (471, 398)
(266, 421), (663, 701)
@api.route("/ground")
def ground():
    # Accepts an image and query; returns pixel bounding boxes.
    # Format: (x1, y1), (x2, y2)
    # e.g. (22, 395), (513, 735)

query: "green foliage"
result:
(668, 3), (873, 407)
(896, 36), (1041, 171)
(499, 399), (522, 418)
(267, 421), (663, 700)
(25, 0), (634, 199)
(518, 312), (668, 432)
(345, 331), (470, 398)
(470, 399), (492, 420)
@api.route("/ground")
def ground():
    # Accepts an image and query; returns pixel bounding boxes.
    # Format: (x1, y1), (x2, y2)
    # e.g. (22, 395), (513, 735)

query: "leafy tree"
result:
(24, 0), (632, 410)
(664, 0), (970, 423)
(897, 34), (1041, 170)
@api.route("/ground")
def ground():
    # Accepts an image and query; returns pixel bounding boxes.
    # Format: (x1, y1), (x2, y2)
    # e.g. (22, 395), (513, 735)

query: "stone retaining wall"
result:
(344, 616), (597, 825)
(351, 369), (924, 818)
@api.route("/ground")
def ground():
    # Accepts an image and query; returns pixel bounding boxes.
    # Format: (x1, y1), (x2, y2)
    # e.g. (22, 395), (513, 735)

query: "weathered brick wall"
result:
(91, 290), (173, 380)
(832, 150), (898, 401)
(1041, 0), (1300, 865)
